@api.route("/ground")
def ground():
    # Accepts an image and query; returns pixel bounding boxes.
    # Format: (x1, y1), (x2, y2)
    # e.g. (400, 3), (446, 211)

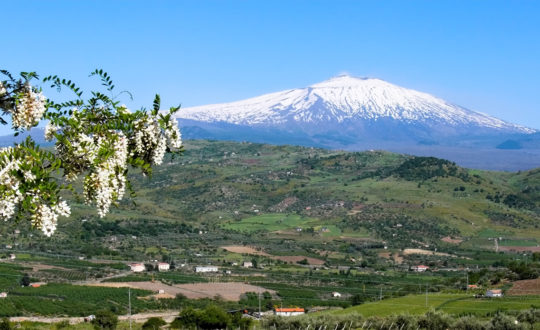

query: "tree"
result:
(172, 307), (200, 329)
(91, 310), (118, 330)
(196, 305), (231, 330)
(20, 273), (30, 287)
(0, 318), (10, 330)
(0, 70), (182, 236)
(142, 317), (166, 330)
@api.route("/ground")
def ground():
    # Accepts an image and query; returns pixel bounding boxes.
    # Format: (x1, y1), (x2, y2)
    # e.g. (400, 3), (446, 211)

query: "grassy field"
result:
(221, 213), (319, 233)
(334, 293), (540, 317)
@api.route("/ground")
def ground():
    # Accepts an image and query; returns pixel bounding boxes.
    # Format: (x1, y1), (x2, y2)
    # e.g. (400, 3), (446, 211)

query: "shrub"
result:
(452, 316), (486, 330)
(417, 310), (451, 330)
(91, 310), (118, 330)
(142, 317), (166, 330)
(0, 318), (10, 330)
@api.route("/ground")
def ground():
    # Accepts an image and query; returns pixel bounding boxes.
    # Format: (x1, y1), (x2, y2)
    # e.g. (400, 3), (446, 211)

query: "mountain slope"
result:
(176, 75), (533, 134)
(174, 75), (539, 170)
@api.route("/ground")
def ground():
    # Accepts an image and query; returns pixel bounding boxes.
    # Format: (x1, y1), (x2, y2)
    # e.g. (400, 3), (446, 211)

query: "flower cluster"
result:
(0, 82), (6, 96)
(12, 85), (46, 130)
(0, 146), (70, 237)
(83, 133), (128, 217)
(132, 115), (182, 165)
(44, 122), (58, 141)
(0, 148), (23, 220)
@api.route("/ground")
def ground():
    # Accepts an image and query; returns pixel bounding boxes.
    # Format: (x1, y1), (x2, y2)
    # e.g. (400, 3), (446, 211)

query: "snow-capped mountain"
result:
(176, 75), (533, 135)
(174, 75), (539, 171)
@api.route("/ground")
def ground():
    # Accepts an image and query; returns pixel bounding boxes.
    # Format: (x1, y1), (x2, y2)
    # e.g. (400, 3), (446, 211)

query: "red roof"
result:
(275, 308), (305, 312)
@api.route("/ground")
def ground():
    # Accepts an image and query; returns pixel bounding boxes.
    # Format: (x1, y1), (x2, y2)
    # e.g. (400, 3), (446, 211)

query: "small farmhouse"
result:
(486, 289), (503, 297)
(158, 262), (170, 272)
(0, 292), (7, 298)
(195, 266), (219, 273)
(130, 263), (145, 272)
(274, 307), (305, 317)
(332, 292), (342, 298)
(412, 265), (429, 272)
(243, 261), (253, 268)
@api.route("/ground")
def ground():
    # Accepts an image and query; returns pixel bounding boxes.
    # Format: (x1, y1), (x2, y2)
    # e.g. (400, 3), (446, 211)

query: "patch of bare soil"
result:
(85, 281), (273, 301)
(175, 282), (274, 300)
(221, 245), (271, 256)
(403, 248), (454, 257)
(378, 252), (403, 264)
(441, 236), (463, 244)
(27, 263), (69, 272)
(221, 245), (325, 265)
(507, 278), (540, 296)
(498, 246), (540, 252)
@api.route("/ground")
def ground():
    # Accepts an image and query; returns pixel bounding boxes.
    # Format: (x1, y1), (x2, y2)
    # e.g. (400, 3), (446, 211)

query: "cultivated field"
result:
(334, 293), (540, 317)
(85, 281), (274, 301)
(403, 248), (455, 257)
(507, 278), (540, 295)
(221, 245), (271, 256)
(221, 245), (325, 265)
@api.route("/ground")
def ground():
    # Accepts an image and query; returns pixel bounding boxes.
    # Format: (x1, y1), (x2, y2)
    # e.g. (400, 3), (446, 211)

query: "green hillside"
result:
(2, 139), (538, 264)
(1, 139), (539, 318)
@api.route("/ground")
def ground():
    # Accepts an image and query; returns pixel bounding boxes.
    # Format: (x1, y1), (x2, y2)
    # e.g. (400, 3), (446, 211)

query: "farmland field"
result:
(334, 293), (540, 317)
(221, 213), (319, 233)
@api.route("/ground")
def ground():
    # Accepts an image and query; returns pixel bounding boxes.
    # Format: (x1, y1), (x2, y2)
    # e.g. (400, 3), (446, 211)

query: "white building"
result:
(486, 289), (503, 297)
(130, 263), (145, 272)
(158, 262), (170, 272)
(332, 292), (342, 298)
(412, 265), (429, 272)
(195, 266), (219, 273)
(0, 292), (7, 298)
(274, 308), (305, 317)
(243, 261), (253, 268)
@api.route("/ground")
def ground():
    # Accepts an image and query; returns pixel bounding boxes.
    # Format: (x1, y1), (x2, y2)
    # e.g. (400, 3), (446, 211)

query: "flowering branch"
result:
(0, 70), (183, 236)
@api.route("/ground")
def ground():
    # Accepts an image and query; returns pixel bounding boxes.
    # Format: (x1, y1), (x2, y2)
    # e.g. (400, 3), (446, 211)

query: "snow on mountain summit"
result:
(175, 75), (534, 134)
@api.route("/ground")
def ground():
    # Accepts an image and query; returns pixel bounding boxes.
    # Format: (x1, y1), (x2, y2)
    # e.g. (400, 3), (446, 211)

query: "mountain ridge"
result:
(175, 75), (535, 134)
(173, 75), (539, 171)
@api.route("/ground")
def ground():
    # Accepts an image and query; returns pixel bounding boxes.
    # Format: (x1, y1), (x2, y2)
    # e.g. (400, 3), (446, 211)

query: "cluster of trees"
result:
(170, 305), (252, 329)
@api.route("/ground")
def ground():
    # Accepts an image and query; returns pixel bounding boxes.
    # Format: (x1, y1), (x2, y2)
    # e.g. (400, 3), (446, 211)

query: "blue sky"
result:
(2, 0), (540, 134)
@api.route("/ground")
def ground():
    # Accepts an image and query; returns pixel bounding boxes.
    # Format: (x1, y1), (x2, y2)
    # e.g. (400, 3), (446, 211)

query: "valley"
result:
(0, 139), (538, 326)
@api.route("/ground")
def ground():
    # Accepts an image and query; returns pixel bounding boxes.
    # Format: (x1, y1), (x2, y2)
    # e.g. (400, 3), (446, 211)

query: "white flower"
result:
(44, 122), (58, 141)
(0, 82), (6, 96)
(165, 117), (182, 150)
(0, 145), (70, 236)
(83, 133), (128, 218)
(31, 201), (70, 237)
(12, 85), (47, 130)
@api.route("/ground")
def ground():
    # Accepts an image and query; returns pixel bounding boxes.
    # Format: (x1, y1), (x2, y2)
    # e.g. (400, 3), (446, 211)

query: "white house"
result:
(243, 261), (253, 268)
(0, 292), (7, 298)
(158, 262), (170, 272)
(412, 265), (429, 272)
(195, 266), (219, 273)
(332, 292), (342, 298)
(9, 254), (16, 260)
(274, 308), (305, 317)
(486, 289), (503, 297)
(130, 263), (145, 272)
